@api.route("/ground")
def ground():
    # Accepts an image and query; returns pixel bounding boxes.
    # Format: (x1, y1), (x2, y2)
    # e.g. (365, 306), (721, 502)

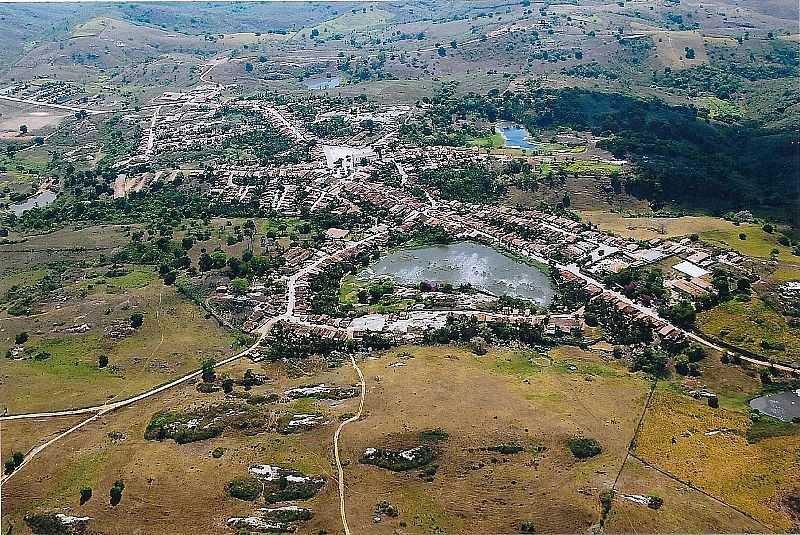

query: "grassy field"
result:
(697, 297), (800, 366)
(3, 343), (795, 534)
(606, 455), (766, 533)
(0, 281), (235, 413)
(634, 385), (800, 531)
(700, 224), (800, 265)
(466, 132), (504, 149)
(696, 96), (745, 120)
(654, 30), (709, 70)
(581, 211), (737, 241)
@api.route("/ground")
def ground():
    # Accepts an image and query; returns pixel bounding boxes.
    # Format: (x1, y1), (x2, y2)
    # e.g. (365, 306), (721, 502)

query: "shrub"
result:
(25, 513), (70, 535)
(130, 312), (144, 329)
(519, 520), (536, 533)
(227, 476), (262, 501)
(80, 485), (93, 505)
(15, 332), (28, 344)
(568, 437), (601, 459)
(211, 447), (225, 458)
(4, 451), (24, 474)
(647, 494), (664, 509)
(110, 480), (125, 506)
(98, 354), (109, 368)
(201, 358), (216, 383)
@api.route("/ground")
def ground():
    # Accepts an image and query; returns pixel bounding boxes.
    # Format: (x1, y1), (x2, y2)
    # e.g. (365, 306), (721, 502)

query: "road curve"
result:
(333, 355), (366, 535)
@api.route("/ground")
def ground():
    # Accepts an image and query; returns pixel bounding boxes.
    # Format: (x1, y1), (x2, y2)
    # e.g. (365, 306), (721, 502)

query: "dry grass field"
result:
(0, 279), (235, 413)
(653, 31), (709, 70)
(581, 211), (738, 241)
(634, 385), (800, 531)
(3, 342), (796, 534)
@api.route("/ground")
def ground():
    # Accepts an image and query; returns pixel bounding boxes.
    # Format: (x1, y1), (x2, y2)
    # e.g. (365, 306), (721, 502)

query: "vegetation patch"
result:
(227, 475), (262, 501)
(568, 437), (602, 459)
(360, 445), (435, 471)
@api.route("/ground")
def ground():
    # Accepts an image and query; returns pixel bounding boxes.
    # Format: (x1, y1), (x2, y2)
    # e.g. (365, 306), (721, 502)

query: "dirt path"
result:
(0, 328), (269, 484)
(333, 354), (366, 535)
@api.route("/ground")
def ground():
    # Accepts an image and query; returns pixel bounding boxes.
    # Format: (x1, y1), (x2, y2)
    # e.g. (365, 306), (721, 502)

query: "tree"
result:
(222, 378), (235, 394)
(182, 236), (194, 250)
(244, 62), (253, 73)
(80, 486), (93, 505)
(110, 480), (125, 506)
(311, 28), (320, 38)
(98, 354), (109, 368)
(736, 277), (751, 293)
(163, 270), (177, 285)
(664, 300), (696, 328)
(130, 312), (144, 329)
(19, 124), (27, 135)
(568, 437), (601, 459)
(230, 277), (249, 296)
(201, 358), (216, 383)
(199, 252), (213, 272)
(762, 223), (774, 233)
(437, 47), (447, 57)
(14, 332), (28, 344)
(4, 451), (24, 474)
(630, 347), (669, 377)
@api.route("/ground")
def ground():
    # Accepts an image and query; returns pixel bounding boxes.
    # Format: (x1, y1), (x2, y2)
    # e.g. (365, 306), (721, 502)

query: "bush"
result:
(130, 312), (144, 329)
(647, 494), (664, 509)
(227, 476), (262, 501)
(80, 486), (93, 505)
(15, 331), (28, 344)
(519, 520), (536, 533)
(568, 437), (602, 459)
(110, 480), (125, 506)
(211, 447), (225, 459)
(98, 354), (109, 368)
(25, 513), (71, 535)
(4, 451), (24, 474)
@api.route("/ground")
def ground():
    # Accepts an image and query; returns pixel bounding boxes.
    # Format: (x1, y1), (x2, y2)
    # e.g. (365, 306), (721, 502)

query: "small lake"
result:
(497, 122), (537, 150)
(750, 389), (800, 422)
(365, 241), (554, 306)
(9, 189), (57, 216)
(304, 77), (340, 90)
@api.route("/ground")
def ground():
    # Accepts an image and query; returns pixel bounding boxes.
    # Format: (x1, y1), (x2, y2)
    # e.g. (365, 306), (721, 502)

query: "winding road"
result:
(333, 355), (366, 535)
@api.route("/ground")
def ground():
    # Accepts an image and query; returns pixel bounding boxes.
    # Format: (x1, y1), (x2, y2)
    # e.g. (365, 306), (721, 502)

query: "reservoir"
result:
(304, 77), (341, 90)
(497, 122), (537, 150)
(365, 241), (554, 306)
(749, 389), (800, 422)
(9, 189), (57, 216)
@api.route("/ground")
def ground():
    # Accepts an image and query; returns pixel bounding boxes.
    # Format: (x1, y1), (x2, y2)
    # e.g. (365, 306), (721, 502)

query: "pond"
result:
(749, 389), (800, 422)
(9, 189), (57, 216)
(497, 122), (537, 150)
(304, 76), (341, 90)
(364, 241), (554, 306)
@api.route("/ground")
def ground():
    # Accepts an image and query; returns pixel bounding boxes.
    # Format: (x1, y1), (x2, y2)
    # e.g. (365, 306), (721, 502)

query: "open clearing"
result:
(634, 384), (800, 531)
(0, 281), (235, 413)
(701, 224), (800, 265)
(697, 297), (800, 366)
(653, 30), (709, 70)
(581, 211), (737, 241)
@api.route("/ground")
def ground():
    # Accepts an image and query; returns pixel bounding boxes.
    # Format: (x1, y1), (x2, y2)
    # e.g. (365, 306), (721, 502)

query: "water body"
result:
(750, 389), (800, 422)
(366, 241), (554, 306)
(9, 189), (57, 216)
(497, 122), (537, 150)
(304, 77), (341, 90)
